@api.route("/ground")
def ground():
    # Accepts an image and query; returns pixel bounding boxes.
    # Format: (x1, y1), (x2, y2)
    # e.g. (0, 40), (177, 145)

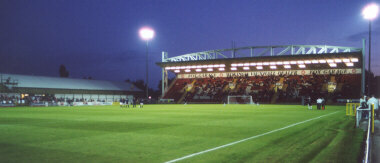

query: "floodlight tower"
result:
(139, 27), (155, 98)
(362, 3), (379, 94)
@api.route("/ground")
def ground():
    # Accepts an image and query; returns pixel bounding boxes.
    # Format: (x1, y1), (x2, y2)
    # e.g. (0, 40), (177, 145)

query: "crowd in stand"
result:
(0, 95), (19, 105)
(55, 98), (108, 103)
(1, 94), (58, 105)
(165, 74), (361, 104)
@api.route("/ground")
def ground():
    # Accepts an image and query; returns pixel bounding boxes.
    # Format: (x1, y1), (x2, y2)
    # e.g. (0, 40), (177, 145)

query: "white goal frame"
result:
(227, 95), (254, 104)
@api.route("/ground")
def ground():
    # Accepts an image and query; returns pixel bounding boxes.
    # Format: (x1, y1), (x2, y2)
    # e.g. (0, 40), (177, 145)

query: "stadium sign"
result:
(177, 68), (361, 79)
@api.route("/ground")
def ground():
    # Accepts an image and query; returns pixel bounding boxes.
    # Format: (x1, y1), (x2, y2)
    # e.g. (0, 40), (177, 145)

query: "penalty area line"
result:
(165, 111), (340, 163)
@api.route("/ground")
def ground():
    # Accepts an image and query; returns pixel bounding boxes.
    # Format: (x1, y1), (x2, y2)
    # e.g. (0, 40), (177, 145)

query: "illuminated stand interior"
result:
(159, 44), (365, 98)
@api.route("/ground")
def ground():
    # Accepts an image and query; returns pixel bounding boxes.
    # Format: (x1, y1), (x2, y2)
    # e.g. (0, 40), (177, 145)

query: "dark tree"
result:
(132, 79), (146, 91)
(125, 79), (160, 99)
(59, 64), (69, 77)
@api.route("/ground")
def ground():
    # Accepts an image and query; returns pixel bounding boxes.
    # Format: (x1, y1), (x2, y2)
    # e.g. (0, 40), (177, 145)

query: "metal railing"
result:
(361, 104), (375, 163)
(162, 45), (362, 62)
(364, 114), (371, 163)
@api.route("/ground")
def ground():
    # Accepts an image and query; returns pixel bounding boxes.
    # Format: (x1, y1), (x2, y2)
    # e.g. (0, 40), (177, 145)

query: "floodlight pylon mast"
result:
(146, 41), (149, 98)
(362, 39), (366, 96)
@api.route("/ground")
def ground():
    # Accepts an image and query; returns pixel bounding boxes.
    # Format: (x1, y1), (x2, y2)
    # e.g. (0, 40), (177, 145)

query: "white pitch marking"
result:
(165, 111), (340, 163)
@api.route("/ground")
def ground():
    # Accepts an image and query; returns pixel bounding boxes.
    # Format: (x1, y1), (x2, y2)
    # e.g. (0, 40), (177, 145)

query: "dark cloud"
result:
(1, 0), (380, 88)
(346, 26), (380, 42)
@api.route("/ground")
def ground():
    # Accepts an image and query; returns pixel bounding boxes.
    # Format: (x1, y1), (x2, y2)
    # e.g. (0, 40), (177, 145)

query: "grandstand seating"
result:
(163, 74), (361, 104)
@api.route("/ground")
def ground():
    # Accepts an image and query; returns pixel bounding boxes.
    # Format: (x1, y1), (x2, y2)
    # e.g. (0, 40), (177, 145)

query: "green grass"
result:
(0, 104), (363, 163)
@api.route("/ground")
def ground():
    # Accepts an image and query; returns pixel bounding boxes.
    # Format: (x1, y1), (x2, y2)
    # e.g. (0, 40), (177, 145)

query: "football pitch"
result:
(0, 104), (363, 163)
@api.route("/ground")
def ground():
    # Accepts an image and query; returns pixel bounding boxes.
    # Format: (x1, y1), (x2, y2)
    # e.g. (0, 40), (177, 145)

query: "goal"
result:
(227, 95), (254, 104)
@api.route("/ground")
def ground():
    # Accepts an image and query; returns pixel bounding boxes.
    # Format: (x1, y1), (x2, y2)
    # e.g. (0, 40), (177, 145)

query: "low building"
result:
(0, 73), (143, 106)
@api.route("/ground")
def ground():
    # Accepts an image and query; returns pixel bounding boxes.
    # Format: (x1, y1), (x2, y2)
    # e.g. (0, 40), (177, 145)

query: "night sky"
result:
(0, 0), (379, 89)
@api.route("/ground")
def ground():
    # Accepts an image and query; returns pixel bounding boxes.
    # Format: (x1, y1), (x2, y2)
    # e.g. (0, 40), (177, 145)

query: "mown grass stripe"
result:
(165, 111), (340, 163)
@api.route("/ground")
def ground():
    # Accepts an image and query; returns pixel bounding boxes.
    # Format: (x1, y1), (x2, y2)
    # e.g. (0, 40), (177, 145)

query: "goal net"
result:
(227, 95), (254, 104)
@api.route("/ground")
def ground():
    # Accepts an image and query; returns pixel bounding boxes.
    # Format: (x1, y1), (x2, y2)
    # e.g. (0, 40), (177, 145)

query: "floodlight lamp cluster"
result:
(229, 58), (358, 71)
(165, 58), (358, 73)
(166, 64), (226, 73)
(362, 3), (379, 20)
(139, 27), (155, 41)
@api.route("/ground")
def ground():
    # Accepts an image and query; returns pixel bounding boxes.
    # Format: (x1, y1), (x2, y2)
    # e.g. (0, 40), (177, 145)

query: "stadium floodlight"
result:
(174, 70), (180, 73)
(237, 63), (244, 67)
(304, 60), (311, 64)
(207, 65), (213, 68)
(243, 67), (250, 70)
(270, 65), (277, 69)
(196, 69), (202, 72)
(180, 66), (186, 69)
(244, 63), (250, 66)
(319, 59), (327, 63)
(256, 66), (263, 70)
(297, 61), (304, 64)
(283, 61), (290, 65)
(362, 3), (379, 20)
(231, 63), (237, 67)
(263, 62), (270, 65)
(191, 65), (197, 69)
(219, 67), (225, 71)
(219, 64), (225, 67)
(250, 63), (257, 66)
(139, 27), (155, 41)
(334, 59), (342, 63)
(257, 62), (263, 66)
(345, 62), (354, 67)
(276, 61), (283, 65)
(231, 67), (237, 71)
(351, 58), (359, 62)
(196, 65), (202, 68)
(213, 64), (220, 68)
(298, 64), (306, 68)
(326, 59), (334, 63)
(312, 60), (319, 64)
(175, 66), (180, 69)
(363, 3), (378, 94)
(329, 63), (337, 67)
(207, 68), (213, 71)
(165, 67), (170, 70)
(270, 62), (276, 65)
(185, 66), (191, 69)
(290, 61), (297, 65)
(185, 69), (191, 72)
(139, 26), (155, 98)
(284, 65), (291, 69)
(202, 65), (208, 68)
(342, 58), (350, 63)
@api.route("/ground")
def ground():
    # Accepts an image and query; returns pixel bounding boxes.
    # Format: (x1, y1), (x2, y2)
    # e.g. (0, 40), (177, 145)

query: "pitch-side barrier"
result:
(353, 104), (375, 163)
(346, 103), (359, 116)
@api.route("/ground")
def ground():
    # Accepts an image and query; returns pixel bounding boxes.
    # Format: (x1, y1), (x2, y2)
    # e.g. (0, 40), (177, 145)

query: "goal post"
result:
(227, 95), (254, 104)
